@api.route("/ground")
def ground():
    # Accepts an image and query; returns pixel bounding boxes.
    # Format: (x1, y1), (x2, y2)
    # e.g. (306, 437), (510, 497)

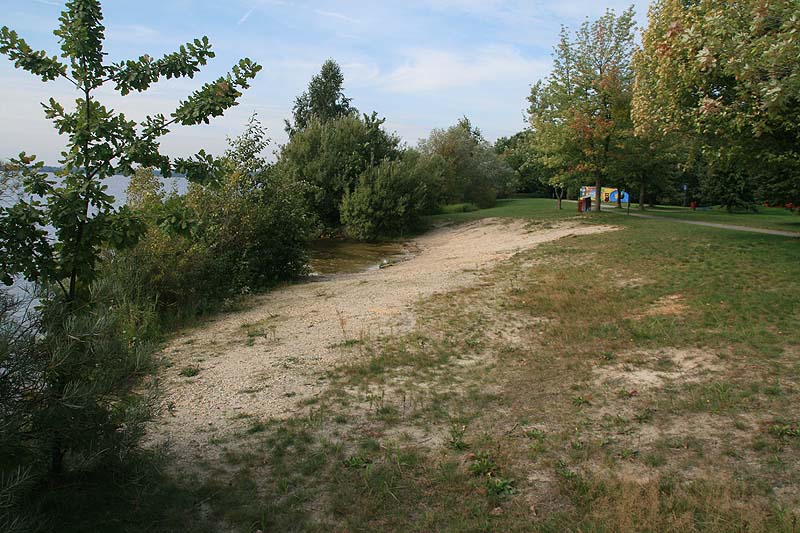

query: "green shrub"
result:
(439, 203), (480, 214)
(277, 113), (401, 228)
(118, 117), (315, 319)
(117, 169), (312, 318)
(464, 179), (497, 209)
(340, 154), (434, 241)
(0, 286), (158, 494)
(418, 117), (509, 208)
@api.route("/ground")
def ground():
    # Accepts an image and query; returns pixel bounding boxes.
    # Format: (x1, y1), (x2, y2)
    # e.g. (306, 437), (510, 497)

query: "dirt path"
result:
(618, 211), (799, 238)
(149, 218), (616, 457)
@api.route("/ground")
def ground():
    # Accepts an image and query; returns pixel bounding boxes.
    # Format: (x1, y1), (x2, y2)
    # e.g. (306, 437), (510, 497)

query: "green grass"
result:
(429, 197), (580, 223)
(637, 204), (800, 233)
(433, 197), (800, 234)
(178, 365), (200, 377)
(438, 202), (480, 214)
(21, 198), (800, 531)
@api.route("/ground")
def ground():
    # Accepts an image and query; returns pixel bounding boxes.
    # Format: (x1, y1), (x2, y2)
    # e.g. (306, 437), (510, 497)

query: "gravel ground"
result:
(148, 218), (616, 458)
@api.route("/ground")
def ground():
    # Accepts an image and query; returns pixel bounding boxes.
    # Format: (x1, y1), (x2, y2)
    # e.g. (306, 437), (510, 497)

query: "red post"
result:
(690, 201), (697, 211)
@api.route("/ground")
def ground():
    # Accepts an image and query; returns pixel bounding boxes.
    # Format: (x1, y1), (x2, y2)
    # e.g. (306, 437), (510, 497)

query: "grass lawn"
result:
(631, 204), (800, 234)
(431, 197), (578, 223)
(29, 199), (800, 532)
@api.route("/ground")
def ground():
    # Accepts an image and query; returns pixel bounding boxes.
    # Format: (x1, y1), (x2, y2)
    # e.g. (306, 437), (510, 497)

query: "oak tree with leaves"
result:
(0, 0), (260, 474)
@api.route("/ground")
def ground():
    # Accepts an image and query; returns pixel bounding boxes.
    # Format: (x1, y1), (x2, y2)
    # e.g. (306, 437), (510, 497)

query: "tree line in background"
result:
(524, 0), (799, 212)
(277, 59), (517, 239)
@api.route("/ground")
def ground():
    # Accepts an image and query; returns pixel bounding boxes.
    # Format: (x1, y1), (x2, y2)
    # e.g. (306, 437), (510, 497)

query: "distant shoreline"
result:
(38, 166), (185, 178)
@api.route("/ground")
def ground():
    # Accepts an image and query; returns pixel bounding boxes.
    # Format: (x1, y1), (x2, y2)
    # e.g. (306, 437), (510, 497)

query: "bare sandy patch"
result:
(148, 219), (617, 459)
(594, 347), (723, 391)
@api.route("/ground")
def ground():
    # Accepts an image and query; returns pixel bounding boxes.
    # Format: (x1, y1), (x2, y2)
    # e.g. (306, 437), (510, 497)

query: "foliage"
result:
(0, 283), (159, 528)
(528, 9), (637, 211)
(633, 0), (800, 208)
(0, 0), (261, 303)
(0, 161), (24, 207)
(494, 132), (549, 196)
(122, 118), (313, 315)
(285, 59), (355, 137)
(613, 132), (681, 209)
(278, 113), (401, 228)
(418, 117), (511, 208)
(0, 0), (260, 476)
(340, 150), (439, 240)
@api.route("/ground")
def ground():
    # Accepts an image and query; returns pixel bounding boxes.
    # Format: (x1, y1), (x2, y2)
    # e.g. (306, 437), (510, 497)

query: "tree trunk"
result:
(594, 176), (601, 212)
(639, 180), (645, 211)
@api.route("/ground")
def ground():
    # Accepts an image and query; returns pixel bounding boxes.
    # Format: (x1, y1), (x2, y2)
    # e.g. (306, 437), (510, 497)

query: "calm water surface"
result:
(309, 239), (406, 275)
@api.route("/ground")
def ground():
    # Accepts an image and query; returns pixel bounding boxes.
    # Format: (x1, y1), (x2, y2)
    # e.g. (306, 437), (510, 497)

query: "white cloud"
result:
(382, 45), (549, 93)
(238, 6), (258, 25)
(314, 9), (360, 24)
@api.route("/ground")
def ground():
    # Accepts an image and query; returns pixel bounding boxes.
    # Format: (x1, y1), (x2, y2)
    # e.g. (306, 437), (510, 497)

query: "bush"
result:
(464, 178), (497, 209)
(0, 286), (158, 506)
(340, 154), (434, 241)
(278, 113), (401, 228)
(186, 169), (313, 293)
(117, 166), (313, 318)
(439, 203), (480, 214)
(118, 117), (315, 318)
(418, 117), (509, 208)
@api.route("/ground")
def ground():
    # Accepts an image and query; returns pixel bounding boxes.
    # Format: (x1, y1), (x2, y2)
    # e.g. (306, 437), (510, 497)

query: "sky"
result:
(0, 0), (649, 164)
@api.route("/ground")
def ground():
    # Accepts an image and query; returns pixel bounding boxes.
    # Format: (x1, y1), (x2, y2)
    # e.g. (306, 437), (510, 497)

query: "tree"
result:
(340, 151), (438, 241)
(495, 132), (549, 196)
(418, 117), (510, 208)
(614, 132), (679, 210)
(528, 76), (586, 209)
(633, 0), (800, 209)
(278, 112), (401, 228)
(528, 10), (637, 211)
(285, 59), (355, 136)
(0, 0), (261, 474)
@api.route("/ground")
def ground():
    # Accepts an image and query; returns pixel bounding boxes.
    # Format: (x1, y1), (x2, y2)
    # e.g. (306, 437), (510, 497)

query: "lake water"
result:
(309, 239), (407, 275)
(2, 173), (187, 303)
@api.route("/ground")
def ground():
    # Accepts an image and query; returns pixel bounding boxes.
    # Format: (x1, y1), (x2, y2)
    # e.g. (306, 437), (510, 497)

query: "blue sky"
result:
(0, 0), (649, 164)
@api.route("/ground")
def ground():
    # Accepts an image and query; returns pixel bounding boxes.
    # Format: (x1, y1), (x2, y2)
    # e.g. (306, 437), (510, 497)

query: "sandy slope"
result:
(149, 218), (616, 456)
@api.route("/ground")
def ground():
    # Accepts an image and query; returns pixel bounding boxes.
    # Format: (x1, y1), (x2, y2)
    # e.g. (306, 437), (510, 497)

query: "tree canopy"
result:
(285, 59), (355, 137)
(633, 0), (800, 208)
(528, 8), (637, 211)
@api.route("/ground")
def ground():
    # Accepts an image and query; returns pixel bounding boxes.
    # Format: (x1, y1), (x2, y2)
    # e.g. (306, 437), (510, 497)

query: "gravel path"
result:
(149, 218), (616, 456)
